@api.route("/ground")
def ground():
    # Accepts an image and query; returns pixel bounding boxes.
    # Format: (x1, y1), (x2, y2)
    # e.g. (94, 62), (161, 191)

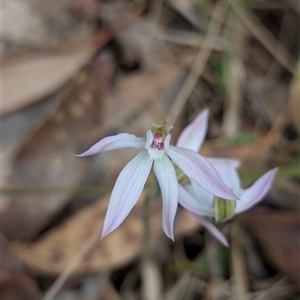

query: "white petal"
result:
(193, 214), (229, 247)
(145, 130), (153, 149)
(154, 154), (178, 240)
(207, 159), (241, 196)
(207, 157), (241, 169)
(101, 150), (152, 238)
(76, 133), (146, 157)
(190, 181), (215, 208)
(164, 134), (171, 150)
(176, 109), (209, 152)
(236, 168), (278, 213)
(166, 146), (239, 200)
(178, 184), (214, 216)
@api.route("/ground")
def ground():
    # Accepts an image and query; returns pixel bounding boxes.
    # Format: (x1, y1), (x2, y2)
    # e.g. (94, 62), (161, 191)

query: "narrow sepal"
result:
(236, 168), (278, 213)
(76, 133), (146, 157)
(178, 184), (214, 217)
(101, 150), (152, 238)
(208, 160), (241, 196)
(154, 154), (178, 240)
(176, 109), (209, 152)
(193, 214), (229, 247)
(167, 146), (239, 201)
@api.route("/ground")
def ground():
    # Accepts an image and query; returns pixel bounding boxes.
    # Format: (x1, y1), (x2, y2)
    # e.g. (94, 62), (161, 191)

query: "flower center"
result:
(150, 133), (165, 150)
(145, 121), (173, 160)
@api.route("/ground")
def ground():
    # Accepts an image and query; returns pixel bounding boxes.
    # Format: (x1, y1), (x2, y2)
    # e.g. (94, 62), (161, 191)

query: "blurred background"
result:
(1, 0), (299, 299)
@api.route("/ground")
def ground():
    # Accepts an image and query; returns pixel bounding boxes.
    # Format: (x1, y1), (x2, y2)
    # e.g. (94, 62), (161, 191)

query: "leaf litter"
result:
(1, 0), (299, 299)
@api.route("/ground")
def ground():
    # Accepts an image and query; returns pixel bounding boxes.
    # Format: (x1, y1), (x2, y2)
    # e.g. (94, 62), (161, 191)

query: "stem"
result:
(142, 193), (151, 261)
(141, 180), (160, 260)
(141, 179), (161, 300)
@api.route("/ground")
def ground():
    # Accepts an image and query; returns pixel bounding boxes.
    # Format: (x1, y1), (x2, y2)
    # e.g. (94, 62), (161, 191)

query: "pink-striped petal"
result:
(207, 159), (241, 196)
(154, 154), (178, 240)
(166, 146), (239, 201)
(236, 168), (278, 213)
(193, 214), (229, 247)
(76, 133), (146, 157)
(176, 109), (209, 152)
(207, 157), (241, 170)
(101, 150), (152, 238)
(178, 184), (214, 216)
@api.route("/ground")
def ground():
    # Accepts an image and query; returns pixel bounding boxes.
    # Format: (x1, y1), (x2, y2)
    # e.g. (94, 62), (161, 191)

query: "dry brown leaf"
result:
(0, 85), (67, 193)
(2, 42), (97, 115)
(13, 0), (92, 45)
(13, 194), (144, 276)
(0, 273), (41, 300)
(2, 53), (115, 240)
(239, 209), (300, 290)
(13, 192), (200, 276)
(1, 236), (41, 300)
(2, 0), (93, 48)
(2, 0), (51, 46)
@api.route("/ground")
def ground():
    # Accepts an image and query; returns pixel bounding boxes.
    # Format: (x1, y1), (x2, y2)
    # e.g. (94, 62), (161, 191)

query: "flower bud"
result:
(214, 198), (236, 221)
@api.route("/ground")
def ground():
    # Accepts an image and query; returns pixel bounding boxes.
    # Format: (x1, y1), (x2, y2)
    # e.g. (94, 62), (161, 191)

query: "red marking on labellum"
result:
(150, 141), (164, 150)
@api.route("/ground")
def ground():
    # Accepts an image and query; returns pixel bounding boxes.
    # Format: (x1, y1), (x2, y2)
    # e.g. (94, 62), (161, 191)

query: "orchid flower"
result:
(176, 109), (233, 245)
(178, 163), (277, 245)
(176, 109), (277, 246)
(77, 118), (239, 240)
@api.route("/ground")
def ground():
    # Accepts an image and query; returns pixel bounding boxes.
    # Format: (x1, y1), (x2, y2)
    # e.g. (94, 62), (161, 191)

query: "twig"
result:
(222, 19), (246, 135)
(230, 221), (251, 300)
(155, 27), (204, 47)
(42, 221), (104, 300)
(230, 1), (295, 74)
(147, 0), (165, 49)
(148, 0), (164, 24)
(166, 0), (228, 124)
(141, 186), (162, 300)
(206, 233), (227, 300)
(141, 259), (163, 300)
(265, 7), (297, 83)
(252, 277), (293, 300)
(286, 0), (300, 15)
